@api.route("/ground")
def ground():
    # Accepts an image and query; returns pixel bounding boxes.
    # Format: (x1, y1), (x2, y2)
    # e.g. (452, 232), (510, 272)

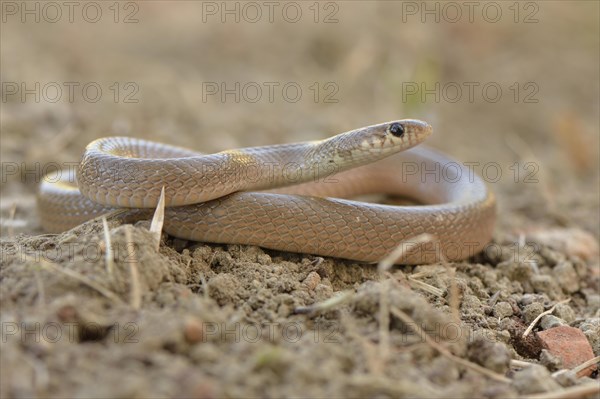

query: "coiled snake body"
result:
(38, 120), (496, 264)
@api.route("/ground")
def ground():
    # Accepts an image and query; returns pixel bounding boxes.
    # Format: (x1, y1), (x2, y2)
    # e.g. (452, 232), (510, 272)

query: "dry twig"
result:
(522, 298), (572, 338)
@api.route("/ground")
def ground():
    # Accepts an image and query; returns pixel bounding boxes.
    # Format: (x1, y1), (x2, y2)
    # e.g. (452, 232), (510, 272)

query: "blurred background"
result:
(1, 1), (599, 237)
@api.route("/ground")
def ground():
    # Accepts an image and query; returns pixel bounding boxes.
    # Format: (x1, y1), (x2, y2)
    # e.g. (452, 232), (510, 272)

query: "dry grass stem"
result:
(34, 256), (123, 304)
(199, 273), (210, 301)
(125, 227), (142, 310)
(571, 355), (599, 378)
(294, 290), (354, 315)
(149, 186), (166, 251)
(510, 359), (537, 369)
(102, 217), (115, 281)
(410, 269), (445, 279)
(378, 279), (391, 366)
(406, 277), (445, 297)
(378, 234), (442, 371)
(522, 298), (572, 338)
(8, 202), (17, 238)
(390, 307), (511, 383)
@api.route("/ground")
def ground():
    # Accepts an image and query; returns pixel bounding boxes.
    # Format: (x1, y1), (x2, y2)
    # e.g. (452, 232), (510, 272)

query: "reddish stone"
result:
(183, 318), (204, 344)
(537, 325), (597, 377)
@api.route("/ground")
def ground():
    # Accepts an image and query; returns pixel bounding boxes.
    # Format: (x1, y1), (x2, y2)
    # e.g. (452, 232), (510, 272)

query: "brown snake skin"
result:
(38, 120), (496, 264)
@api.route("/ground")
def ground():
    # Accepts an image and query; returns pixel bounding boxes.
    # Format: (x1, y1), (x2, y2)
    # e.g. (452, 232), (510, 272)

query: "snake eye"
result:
(389, 123), (405, 137)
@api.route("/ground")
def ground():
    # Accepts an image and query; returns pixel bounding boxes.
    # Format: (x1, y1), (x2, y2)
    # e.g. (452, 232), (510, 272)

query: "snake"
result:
(38, 119), (496, 264)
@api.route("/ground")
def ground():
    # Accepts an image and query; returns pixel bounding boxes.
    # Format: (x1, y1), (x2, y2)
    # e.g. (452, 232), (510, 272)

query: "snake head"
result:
(313, 119), (432, 172)
(336, 119), (432, 161)
(382, 119), (432, 149)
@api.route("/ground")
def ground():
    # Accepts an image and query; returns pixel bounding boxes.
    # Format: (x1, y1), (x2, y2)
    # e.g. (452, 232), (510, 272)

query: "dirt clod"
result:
(523, 303), (546, 325)
(467, 337), (512, 374)
(512, 364), (562, 394)
(493, 301), (514, 319)
(509, 319), (544, 359)
(539, 349), (564, 371)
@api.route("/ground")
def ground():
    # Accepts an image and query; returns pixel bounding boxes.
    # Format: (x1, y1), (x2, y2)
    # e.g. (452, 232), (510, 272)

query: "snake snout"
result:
(403, 119), (433, 139)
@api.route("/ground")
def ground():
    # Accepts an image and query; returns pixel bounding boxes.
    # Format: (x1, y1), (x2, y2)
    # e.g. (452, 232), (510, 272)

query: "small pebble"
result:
(256, 253), (272, 265)
(539, 246), (563, 267)
(499, 318), (514, 331)
(510, 261), (534, 281)
(540, 315), (566, 330)
(552, 369), (580, 387)
(314, 283), (333, 299)
(467, 338), (511, 374)
(552, 262), (580, 294)
(56, 305), (78, 323)
(520, 294), (547, 306)
(498, 330), (512, 344)
(582, 290), (600, 310)
(493, 301), (514, 319)
(539, 349), (563, 371)
(512, 364), (562, 394)
(183, 318), (204, 344)
(579, 319), (599, 356)
(553, 303), (576, 323)
(427, 356), (460, 385)
(302, 271), (321, 291)
(530, 275), (563, 300)
(537, 325), (597, 377)
(523, 303), (545, 324)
